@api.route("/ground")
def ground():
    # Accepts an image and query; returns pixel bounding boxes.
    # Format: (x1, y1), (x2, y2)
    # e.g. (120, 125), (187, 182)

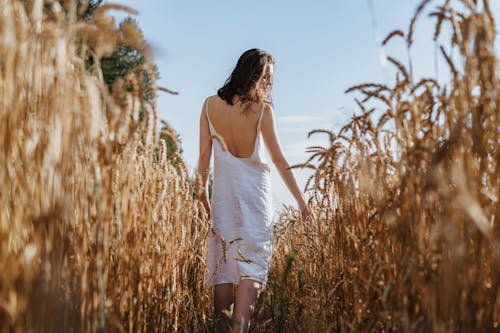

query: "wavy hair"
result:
(217, 48), (274, 112)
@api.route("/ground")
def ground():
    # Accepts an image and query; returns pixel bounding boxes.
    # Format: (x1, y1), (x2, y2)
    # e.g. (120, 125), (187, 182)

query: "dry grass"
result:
(0, 1), (209, 332)
(256, 0), (500, 331)
(0, 0), (499, 332)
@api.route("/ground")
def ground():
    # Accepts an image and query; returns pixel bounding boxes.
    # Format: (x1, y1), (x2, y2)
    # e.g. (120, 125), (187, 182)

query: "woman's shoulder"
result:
(205, 94), (225, 108)
(206, 94), (217, 100)
(206, 94), (271, 114)
(261, 100), (273, 114)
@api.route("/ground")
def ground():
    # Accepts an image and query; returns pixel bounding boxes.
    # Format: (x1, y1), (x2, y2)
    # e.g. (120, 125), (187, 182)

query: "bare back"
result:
(206, 95), (264, 159)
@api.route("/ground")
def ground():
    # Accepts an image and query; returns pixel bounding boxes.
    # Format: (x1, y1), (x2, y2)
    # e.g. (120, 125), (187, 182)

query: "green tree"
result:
(47, 1), (184, 168)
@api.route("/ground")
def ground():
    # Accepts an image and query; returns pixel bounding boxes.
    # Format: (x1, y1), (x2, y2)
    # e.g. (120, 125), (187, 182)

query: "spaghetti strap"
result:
(205, 98), (216, 134)
(257, 103), (265, 131)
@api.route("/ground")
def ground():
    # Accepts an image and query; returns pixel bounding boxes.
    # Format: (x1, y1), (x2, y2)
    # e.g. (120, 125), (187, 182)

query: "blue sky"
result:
(111, 1), (500, 213)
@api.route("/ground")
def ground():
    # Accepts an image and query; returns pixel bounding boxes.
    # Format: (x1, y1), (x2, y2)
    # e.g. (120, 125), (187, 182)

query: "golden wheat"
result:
(0, 1), (210, 332)
(258, 0), (499, 331)
(1, 0), (499, 332)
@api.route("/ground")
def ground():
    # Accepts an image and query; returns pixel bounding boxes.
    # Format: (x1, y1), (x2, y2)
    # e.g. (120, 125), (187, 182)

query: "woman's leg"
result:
(232, 279), (261, 332)
(214, 283), (234, 333)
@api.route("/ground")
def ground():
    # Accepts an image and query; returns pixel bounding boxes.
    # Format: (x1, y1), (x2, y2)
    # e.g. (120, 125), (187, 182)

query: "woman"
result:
(197, 48), (316, 332)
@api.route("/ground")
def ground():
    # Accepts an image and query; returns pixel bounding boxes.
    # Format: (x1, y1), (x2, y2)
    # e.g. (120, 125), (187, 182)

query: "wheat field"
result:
(1, 0), (499, 332)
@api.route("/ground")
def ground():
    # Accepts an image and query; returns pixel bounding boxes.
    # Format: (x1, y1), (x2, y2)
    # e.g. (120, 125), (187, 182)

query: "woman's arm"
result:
(197, 98), (213, 219)
(261, 104), (316, 223)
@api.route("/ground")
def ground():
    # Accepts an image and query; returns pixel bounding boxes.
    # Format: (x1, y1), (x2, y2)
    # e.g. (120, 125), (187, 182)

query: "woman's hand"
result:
(199, 192), (211, 221)
(299, 201), (317, 233)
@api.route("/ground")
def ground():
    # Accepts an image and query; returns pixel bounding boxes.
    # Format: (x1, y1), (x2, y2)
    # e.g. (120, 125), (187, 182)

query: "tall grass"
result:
(0, 1), (210, 331)
(257, 0), (500, 331)
(1, 0), (499, 332)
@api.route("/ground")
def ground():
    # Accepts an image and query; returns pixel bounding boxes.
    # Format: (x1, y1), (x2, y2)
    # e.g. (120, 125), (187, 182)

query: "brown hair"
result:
(217, 48), (274, 112)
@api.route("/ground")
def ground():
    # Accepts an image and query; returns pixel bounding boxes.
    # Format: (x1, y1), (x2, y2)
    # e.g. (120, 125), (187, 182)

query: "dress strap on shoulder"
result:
(205, 97), (216, 134)
(257, 102), (266, 130)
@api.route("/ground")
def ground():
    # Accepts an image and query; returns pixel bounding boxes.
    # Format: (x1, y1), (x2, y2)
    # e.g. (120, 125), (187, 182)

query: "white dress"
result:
(204, 98), (274, 287)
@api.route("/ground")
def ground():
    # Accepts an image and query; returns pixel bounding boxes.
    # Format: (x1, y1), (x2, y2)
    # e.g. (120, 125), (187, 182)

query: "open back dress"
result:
(204, 97), (274, 287)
